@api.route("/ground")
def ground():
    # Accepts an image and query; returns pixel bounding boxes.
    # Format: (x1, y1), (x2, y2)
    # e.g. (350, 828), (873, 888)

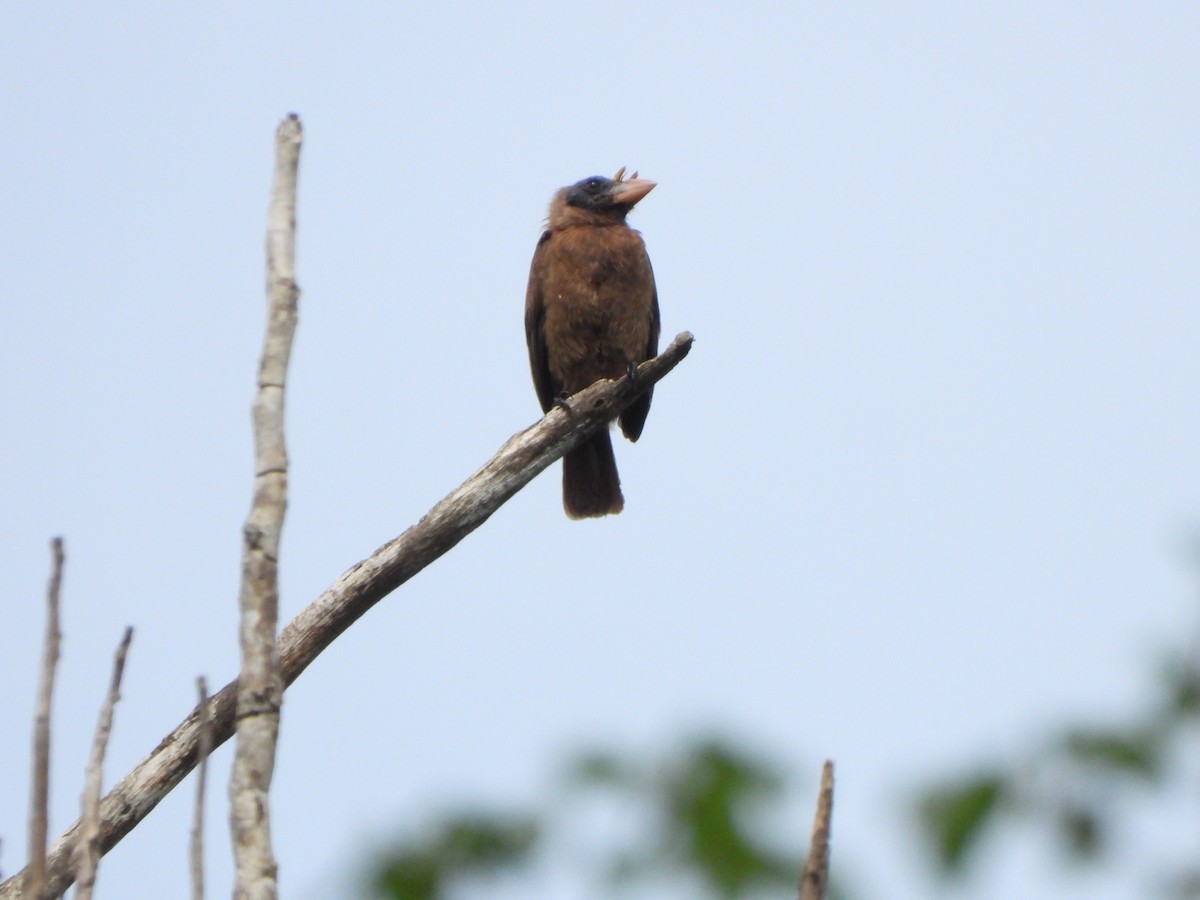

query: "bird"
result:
(525, 167), (661, 519)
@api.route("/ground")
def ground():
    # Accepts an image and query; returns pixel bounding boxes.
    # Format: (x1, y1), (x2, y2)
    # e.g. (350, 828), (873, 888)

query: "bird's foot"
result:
(553, 393), (573, 413)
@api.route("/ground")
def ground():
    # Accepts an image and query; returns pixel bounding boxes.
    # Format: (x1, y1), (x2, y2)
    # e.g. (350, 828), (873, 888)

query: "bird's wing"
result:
(524, 230), (557, 413)
(618, 257), (660, 443)
(647, 257), (661, 359)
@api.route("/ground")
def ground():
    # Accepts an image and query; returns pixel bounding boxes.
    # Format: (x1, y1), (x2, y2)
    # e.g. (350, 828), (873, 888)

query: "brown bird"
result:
(525, 168), (661, 519)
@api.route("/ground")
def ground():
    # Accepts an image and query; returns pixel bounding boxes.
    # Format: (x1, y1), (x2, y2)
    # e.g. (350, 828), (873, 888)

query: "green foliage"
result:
(1055, 804), (1101, 860)
(916, 771), (1006, 873)
(1059, 725), (1162, 779)
(370, 811), (539, 900)
(914, 613), (1200, 895)
(1164, 649), (1200, 715)
(569, 749), (641, 788)
(569, 738), (803, 898)
(368, 736), (810, 899)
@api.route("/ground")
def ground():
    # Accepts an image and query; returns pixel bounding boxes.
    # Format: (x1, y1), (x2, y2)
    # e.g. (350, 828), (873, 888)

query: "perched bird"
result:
(525, 168), (661, 519)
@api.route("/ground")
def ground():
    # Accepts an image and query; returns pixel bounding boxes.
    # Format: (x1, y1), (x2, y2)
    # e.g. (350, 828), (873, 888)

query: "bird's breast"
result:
(538, 224), (655, 390)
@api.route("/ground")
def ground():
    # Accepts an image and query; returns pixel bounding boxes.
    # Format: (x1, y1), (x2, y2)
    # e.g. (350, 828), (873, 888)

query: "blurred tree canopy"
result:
(915, 637), (1200, 896)
(366, 736), (819, 899)
(366, 565), (1200, 898)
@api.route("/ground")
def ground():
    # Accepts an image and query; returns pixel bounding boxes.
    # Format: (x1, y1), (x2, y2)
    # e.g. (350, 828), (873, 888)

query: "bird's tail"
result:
(562, 430), (624, 519)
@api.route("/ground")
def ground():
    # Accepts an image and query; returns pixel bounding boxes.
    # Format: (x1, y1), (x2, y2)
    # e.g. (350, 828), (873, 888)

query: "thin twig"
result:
(799, 760), (835, 900)
(0, 331), (694, 900)
(190, 677), (213, 900)
(75, 627), (134, 900)
(229, 112), (302, 900)
(26, 537), (64, 900)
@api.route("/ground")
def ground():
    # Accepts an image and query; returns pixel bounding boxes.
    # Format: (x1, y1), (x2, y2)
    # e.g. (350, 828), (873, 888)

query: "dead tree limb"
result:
(25, 537), (64, 900)
(0, 332), (694, 900)
(75, 627), (133, 900)
(229, 111), (301, 900)
(799, 760), (835, 900)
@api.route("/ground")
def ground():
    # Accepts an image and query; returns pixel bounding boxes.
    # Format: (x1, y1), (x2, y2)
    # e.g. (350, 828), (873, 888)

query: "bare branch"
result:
(229, 112), (302, 900)
(25, 537), (64, 900)
(799, 760), (835, 900)
(273, 331), (695, 692)
(0, 332), (694, 900)
(191, 677), (213, 900)
(75, 627), (134, 900)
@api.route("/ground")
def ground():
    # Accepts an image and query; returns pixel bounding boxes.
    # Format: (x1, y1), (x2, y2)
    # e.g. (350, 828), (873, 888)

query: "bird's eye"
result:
(565, 176), (612, 208)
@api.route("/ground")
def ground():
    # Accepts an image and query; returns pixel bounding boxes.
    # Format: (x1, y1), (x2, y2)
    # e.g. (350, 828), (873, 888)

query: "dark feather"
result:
(524, 230), (557, 413)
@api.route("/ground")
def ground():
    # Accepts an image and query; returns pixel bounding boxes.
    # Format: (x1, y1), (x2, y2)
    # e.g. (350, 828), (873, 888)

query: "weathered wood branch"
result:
(0, 331), (694, 900)
(229, 112), (301, 900)
(25, 537), (64, 900)
(799, 760), (835, 900)
(75, 627), (133, 900)
(190, 677), (212, 900)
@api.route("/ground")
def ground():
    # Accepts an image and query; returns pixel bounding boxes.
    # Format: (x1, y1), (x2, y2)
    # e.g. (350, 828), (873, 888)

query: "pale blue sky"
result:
(2, 4), (1197, 898)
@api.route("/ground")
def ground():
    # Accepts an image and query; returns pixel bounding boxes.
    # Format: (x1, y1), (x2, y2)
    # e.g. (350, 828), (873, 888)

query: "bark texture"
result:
(229, 113), (302, 900)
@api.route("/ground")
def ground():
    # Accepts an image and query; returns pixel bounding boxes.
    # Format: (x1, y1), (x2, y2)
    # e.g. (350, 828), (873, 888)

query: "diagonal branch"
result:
(0, 331), (694, 900)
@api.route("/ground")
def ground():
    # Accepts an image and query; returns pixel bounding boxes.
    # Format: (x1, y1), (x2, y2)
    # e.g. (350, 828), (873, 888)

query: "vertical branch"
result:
(75, 627), (134, 900)
(26, 537), (65, 899)
(799, 760), (835, 900)
(191, 677), (213, 900)
(229, 113), (302, 900)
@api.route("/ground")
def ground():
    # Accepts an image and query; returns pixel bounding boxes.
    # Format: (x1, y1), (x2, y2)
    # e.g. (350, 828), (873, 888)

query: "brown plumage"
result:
(525, 168), (661, 518)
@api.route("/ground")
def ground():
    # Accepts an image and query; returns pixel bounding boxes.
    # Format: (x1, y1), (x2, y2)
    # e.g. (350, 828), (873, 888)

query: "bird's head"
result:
(550, 167), (656, 228)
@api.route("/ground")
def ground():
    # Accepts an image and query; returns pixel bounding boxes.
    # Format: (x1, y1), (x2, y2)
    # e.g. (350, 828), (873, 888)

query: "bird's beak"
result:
(608, 177), (656, 207)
